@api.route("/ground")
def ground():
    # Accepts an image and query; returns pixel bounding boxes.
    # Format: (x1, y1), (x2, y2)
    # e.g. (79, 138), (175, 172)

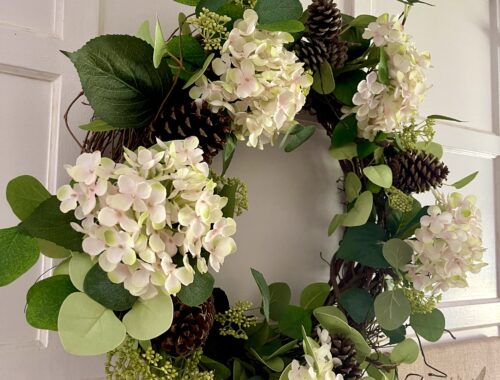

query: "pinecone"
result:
(386, 150), (449, 193)
(295, 36), (330, 71)
(158, 296), (216, 357)
(329, 38), (349, 69)
(330, 335), (363, 380)
(306, 0), (342, 41)
(150, 93), (232, 163)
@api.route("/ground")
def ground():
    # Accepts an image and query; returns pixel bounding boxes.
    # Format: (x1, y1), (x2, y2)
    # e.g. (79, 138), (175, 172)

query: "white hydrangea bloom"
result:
(288, 328), (344, 380)
(189, 9), (313, 149)
(343, 14), (431, 141)
(405, 191), (486, 294)
(57, 137), (237, 299)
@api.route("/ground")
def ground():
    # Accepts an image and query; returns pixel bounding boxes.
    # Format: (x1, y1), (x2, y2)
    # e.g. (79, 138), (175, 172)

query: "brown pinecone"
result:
(306, 0), (342, 41)
(150, 93), (232, 164)
(330, 335), (363, 380)
(329, 38), (349, 69)
(295, 35), (330, 71)
(158, 296), (216, 357)
(387, 150), (449, 193)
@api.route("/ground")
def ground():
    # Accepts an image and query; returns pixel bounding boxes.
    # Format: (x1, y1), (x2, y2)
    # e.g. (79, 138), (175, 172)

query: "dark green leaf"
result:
(219, 183), (237, 218)
(451, 171), (479, 189)
(357, 140), (378, 159)
(247, 321), (270, 349)
(200, 356), (231, 379)
(21, 196), (83, 252)
(312, 62), (335, 94)
(269, 282), (291, 321)
(374, 289), (411, 331)
(26, 275), (77, 331)
(263, 339), (298, 360)
(255, 0), (303, 24)
(259, 20), (305, 32)
(176, 0), (199, 5)
(386, 199), (428, 240)
(300, 283), (330, 310)
(284, 124), (316, 152)
(0, 227), (40, 286)
(410, 309), (445, 342)
(84, 264), (137, 311)
(217, 3), (244, 21)
(182, 52), (215, 89)
(339, 288), (374, 324)
(382, 239), (413, 270)
(37, 239), (71, 259)
(78, 119), (118, 132)
(250, 348), (284, 372)
(64, 35), (171, 130)
(331, 114), (357, 147)
(427, 114), (464, 122)
(333, 70), (366, 106)
(342, 191), (373, 227)
(222, 133), (237, 175)
(6, 175), (51, 221)
(166, 35), (206, 66)
(349, 15), (377, 28)
(278, 305), (312, 340)
(383, 325), (406, 344)
(251, 268), (270, 322)
(378, 47), (389, 85)
(177, 269), (215, 306)
(196, 0), (227, 14)
(337, 223), (389, 268)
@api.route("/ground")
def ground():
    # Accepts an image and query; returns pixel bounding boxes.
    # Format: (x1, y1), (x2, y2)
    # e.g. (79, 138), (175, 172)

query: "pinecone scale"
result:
(330, 335), (363, 380)
(307, 0), (342, 41)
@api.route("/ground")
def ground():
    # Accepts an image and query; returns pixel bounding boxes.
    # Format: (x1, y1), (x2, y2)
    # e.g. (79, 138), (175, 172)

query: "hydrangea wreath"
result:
(0, 0), (487, 379)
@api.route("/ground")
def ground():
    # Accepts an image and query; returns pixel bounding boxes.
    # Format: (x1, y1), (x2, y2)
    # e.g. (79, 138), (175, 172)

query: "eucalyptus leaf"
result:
(177, 269), (214, 306)
(328, 213), (345, 236)
(64, 35), (171, 130)
(382, 239), (413, 270)
(219, 183), (237, 218)
(222, 133), (237, 175)
(300, 282), (330, 310)
(383, 325), (406, 344)
(21, 196), (83, 252)
(6, 175), (51, 221)
(0, 227), (40, 286)
(58, 292), (126, 355)
(279, 363), (293, 380)
(313, 305), (348, 324)
(284, 124), (316, 152)
(53, 257), (71, 276)
(390, 338), (419, 364)
(251, 268), (270, 322)
(357, 140), (379, 159)
(415, 141), (443, 159)
(333, 71), (366, 106)
(339, 288), (374, 324)
(349, 15), (377, 28)
(374, 289), (411, 331)
(329, 143), (358, 160)
(451, 171), (478, 189)
(84, 264), (137, 311)
(182, 52), (215, 89)
(345, 172), (362, 202)
(410, 309), (445, 342)
(37, 239), (71, 259)
(278, 305), (312, 340)
(263, 339), (298, 360)
(254, 0), (303, 24)
(200, 356), (231, 379)
(378, 47), (389, 85)
(269, 282), (291, 321)
(166, 35), (206, 66)
(69, 252), (94, 292)
(331, 115), (357, 148)
(123, 294), (174, 340)
(427, 114), (464, 122)
(250, 348), (284, 372)
(386, 199), (428, 240)
(363, 165), (393, 189)
(259, 20), (305, 33)
(342, 191), (373, 227)
(137, 20), (153, 46)
(196, 0), (226, 14)
(78, 119), (118, 132)
(312, 62), (335, 94)
(26, 275), (77, 331)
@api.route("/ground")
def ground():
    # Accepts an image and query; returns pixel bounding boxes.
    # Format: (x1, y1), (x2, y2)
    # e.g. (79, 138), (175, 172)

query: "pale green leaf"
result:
(382, 239), (413, 269)
(328, 213), (345, 236)
(415, 141), (443, 159)
(78, 119), (118, 132)
(390, 338), (419, 364)
(182, 52), (215, 90)
(451, 171), (479, 189)
(363, 165), (393, 188)
(58, 292), (126, 355)
(69, 252), (94, 292)
(222, 133), (237, 176)
(53, 257), (71, 276)
(153, 18), (168, 68)
(6, 175), (50, 221)
(329, 143), (358, 160)
(374, 289), (411, 331)
(123, 294), (173, 340)
(279, 363), (293, 380)
(345, 172), (362, 203)
(342, 191), (373, 227)
(137, 20), (153, 46)
(313, 305), (348, 324)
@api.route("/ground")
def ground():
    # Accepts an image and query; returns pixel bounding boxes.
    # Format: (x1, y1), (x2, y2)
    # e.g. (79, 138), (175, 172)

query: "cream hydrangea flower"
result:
(343, 14), (431, 141)
(189, 9), (313, 149)
(405, 191), (486, 294)
(57, 137), (237, 299)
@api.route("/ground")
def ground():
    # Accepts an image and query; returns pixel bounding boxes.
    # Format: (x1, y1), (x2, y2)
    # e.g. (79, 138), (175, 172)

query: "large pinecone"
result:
(387, 150), (449, 193)
(330, 335), (363, 380)
(295, 36), (330, 71)
(150, 93), (232, 163)
(306, 0), (342, 41)
(158, 296), (216, 357)
(329, 38), (349, 69)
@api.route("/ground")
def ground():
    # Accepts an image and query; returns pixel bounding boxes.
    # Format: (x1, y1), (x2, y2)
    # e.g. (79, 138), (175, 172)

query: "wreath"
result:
(0, 0), (486, 379)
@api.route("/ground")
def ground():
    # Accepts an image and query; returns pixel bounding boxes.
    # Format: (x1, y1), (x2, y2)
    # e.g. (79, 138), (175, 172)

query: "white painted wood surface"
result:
(0, 0), (498, 378)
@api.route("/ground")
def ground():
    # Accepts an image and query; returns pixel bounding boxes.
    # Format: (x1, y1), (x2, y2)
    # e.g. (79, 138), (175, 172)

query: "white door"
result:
(0, 1), (105, 379)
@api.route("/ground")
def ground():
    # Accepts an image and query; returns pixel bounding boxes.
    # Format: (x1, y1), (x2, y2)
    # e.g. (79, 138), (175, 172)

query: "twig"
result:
(63, 91), (85, 149)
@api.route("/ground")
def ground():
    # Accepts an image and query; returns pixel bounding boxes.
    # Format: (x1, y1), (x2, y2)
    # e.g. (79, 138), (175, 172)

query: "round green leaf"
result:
(123, 294), (174, 340)
(374, 289), (411, 331)
(69, 252), (94, 291)
(58, 292), (126, 356)
(278, 305), (312, 340)
(345, 172), (362, 203)
(342, 191), (373, 227)
(26, 275), (78, 331)
(53, 257), (71, 276)
(329, 143), (358, 160)
(254, 0), (303, 24)
(269, 282), (291, 321)
(177, 268), (214, 307)
(363, 165), (393, 189)
(0, 227), (40, 286)
(84, 264), (137, 311)
(339, 288), (374, 324)
(333, 71), (367, 106)
(382, 239), (413, 270)
(37, 239), (71, 259)
(410, 309), (445, 342)
(6, 175), (50, 221)
(312, 62), (335, 94)
(313, 305), (348, 324)
(390, 338), (419, 364)
(300, 283), (330, 310)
